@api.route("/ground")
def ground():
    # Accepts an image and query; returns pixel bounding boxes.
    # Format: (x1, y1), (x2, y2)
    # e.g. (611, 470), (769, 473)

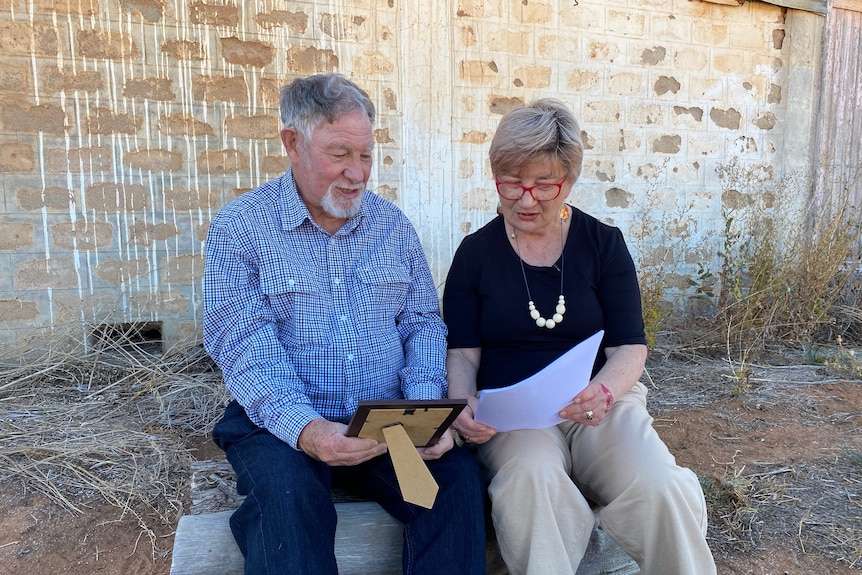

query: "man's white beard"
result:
(322, 184), (362, 219)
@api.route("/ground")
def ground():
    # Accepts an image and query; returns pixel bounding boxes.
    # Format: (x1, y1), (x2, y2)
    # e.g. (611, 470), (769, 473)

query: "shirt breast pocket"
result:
(261, 272), (329, 344)
(354, 265), (410, 334)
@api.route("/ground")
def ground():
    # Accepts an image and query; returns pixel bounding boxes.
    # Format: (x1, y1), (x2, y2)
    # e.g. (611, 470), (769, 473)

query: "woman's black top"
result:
(443, 208), (647, 390)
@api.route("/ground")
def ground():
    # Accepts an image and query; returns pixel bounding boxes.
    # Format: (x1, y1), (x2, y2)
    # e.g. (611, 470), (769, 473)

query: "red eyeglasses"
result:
(495, 175), (567, 201)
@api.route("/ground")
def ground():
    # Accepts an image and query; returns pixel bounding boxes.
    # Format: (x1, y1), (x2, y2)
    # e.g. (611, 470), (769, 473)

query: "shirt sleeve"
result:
(394, 220), (449, 401)
(203, 218), (320, 449)
(441, 236), (483, 350)
(596, 226), (647, 348)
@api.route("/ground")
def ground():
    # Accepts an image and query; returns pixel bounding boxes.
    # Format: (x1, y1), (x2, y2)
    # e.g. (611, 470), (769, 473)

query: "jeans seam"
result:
(233, 448), (273, 575)
(404, 522), (417, 575)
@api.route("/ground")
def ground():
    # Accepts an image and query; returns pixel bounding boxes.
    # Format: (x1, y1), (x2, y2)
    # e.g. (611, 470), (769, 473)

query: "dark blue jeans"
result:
(212, 401), (486, 575)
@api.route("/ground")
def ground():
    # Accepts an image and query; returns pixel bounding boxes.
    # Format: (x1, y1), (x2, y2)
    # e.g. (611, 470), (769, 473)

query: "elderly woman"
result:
(443, 99), (716, 575)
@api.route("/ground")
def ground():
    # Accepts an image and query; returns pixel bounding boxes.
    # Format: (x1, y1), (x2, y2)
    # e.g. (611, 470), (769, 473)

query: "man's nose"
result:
(343, 156), (367, 183)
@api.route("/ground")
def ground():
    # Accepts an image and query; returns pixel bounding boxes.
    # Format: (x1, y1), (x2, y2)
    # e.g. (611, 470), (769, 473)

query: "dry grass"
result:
(1, 318), (860, 567)
(0, 331), (229, 556)
(635, 159), (862, 403)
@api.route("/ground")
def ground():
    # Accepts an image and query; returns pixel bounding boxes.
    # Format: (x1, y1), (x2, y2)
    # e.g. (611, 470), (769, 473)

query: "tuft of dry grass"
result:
(700, 467), (758, 550)
(822, 338), (862, 381)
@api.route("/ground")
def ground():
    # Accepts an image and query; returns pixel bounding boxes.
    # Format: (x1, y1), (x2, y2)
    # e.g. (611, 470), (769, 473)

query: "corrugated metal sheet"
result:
(760, 0), (828, 15)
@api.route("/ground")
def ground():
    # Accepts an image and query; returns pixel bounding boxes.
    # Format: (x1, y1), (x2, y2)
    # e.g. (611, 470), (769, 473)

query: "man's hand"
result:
(417, 428), (454, 460)
(297, 418), (387, 466)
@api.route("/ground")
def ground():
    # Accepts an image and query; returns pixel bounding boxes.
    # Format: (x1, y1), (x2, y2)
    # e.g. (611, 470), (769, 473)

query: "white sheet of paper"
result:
(473, 330), (604, 432)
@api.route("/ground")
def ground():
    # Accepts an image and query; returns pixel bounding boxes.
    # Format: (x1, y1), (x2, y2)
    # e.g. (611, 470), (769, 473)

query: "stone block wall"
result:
(0, 0), (824, 352)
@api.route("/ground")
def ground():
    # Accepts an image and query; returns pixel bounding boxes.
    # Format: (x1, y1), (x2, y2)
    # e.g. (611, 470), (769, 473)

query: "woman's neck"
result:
(506, 219), (569, 267)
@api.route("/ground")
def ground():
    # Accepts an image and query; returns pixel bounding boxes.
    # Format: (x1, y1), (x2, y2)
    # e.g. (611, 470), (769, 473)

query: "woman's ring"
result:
(585, 410), (594, 421)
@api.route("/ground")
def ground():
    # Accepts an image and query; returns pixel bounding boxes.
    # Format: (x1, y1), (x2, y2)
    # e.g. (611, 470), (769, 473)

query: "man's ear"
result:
(281, 127), (301, 162)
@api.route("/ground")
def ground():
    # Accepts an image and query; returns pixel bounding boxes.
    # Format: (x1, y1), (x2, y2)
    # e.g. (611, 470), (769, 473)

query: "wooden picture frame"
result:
(346, 399), (467, 447)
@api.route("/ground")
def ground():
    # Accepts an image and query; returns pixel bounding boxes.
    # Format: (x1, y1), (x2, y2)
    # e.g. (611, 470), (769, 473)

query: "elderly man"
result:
(203, 73), (486, 575)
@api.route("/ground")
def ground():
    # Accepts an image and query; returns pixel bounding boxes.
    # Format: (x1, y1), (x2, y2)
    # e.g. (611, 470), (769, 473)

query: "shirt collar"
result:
(278, 167), (366, 235)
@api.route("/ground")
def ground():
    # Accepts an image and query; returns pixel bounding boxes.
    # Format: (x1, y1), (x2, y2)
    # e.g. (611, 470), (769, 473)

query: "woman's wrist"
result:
(464, 402), (475, 418)
(599, 383), (614, 412)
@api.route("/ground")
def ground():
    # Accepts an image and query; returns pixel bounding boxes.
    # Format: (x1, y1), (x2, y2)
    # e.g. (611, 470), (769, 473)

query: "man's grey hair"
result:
(280, 73), (376, 143)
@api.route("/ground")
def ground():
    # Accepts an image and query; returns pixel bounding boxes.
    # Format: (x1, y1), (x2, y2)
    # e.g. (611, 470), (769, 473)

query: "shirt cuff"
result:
(402, 381), (446, 401)
(271, 404), (322, 450)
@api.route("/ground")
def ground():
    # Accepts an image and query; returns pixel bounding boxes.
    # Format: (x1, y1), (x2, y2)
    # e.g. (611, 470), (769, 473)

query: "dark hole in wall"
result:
(90, 322), (164, 354)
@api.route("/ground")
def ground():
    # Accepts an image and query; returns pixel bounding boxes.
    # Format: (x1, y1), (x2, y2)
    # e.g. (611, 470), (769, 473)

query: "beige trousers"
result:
(476, 382), (716, 575)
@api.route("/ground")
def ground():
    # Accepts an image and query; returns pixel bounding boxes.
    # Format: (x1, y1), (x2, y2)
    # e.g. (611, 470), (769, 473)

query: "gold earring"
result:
(560, 204), (571, 221)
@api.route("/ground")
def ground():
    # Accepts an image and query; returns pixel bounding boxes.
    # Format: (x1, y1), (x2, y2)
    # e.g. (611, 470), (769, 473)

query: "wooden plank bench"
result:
(171, 460), (640, 575)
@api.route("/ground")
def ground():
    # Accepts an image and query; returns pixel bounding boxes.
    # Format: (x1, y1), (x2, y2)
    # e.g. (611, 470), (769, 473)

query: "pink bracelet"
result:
(599, 383), (614, 412)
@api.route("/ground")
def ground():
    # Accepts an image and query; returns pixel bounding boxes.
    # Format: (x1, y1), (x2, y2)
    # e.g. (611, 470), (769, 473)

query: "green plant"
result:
(687, 263), (715, 299)
(640, 278), (669, 349)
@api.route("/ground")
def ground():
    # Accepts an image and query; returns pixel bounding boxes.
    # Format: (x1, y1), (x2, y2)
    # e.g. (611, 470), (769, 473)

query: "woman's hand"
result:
(559, 381), (611, 426)
(560, 344), (646, 426)
(451, 397), (497, 444)
(418, 428), (454, 460)
(446, 347), (495, 444)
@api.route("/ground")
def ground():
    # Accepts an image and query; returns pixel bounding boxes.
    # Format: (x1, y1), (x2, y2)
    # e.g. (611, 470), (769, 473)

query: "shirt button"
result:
(288, 279), (295, 286)
(333, 277), (341, 285)
(340, 315), (348, 321)
(346, 354), (354, 361)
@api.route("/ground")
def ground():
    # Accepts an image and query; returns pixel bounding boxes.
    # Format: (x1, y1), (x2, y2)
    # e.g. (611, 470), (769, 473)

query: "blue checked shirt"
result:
(203, 170), (448, 449)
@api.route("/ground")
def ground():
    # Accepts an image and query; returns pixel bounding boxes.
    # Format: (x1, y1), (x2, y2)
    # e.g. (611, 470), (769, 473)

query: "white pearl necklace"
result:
(512, 215), (566, 330)
(528, 295), (567, 329)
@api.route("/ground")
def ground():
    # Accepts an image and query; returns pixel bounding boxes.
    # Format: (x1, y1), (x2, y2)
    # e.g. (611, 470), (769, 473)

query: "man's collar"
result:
(279, 168), (311, 231)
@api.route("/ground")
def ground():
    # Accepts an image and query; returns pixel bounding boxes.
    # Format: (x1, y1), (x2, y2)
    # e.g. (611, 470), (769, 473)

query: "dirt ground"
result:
(1, 351), (860, 575)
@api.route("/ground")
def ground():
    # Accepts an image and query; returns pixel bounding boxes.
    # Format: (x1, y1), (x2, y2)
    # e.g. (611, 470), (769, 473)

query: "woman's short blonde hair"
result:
(489, 98), (583, 182)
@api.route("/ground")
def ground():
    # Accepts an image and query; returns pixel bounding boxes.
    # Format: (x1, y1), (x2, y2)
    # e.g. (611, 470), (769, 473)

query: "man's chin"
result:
(322, 198), (361, 219)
